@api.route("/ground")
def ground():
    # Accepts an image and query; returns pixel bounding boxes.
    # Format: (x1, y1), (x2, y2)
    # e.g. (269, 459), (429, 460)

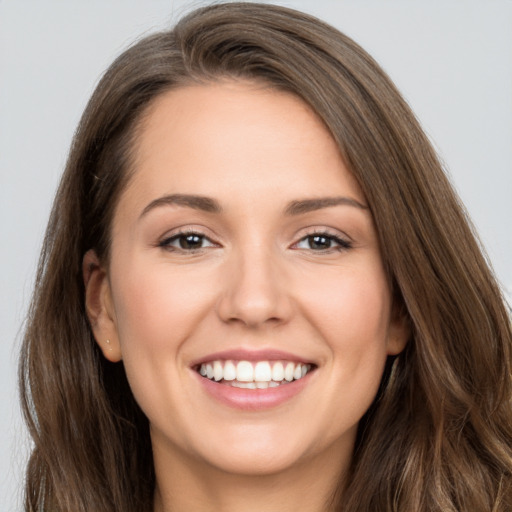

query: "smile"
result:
(197, 360), (314, 389)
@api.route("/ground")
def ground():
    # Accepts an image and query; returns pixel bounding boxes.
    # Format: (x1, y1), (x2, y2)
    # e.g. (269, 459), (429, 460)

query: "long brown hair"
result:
(20, 3), (512, 511)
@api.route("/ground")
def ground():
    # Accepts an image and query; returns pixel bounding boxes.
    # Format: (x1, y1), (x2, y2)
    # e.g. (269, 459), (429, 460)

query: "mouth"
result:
(194, 359), (316, 390)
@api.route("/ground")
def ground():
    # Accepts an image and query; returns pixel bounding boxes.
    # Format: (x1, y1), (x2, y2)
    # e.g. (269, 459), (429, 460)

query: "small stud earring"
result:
(106, 339), (112, 351)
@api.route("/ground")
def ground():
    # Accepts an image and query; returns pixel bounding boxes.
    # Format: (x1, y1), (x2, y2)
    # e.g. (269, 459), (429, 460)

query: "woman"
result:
(20, 3), (512, 511)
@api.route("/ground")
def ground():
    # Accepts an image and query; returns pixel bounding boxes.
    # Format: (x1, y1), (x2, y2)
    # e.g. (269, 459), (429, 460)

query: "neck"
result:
(152, 436), (351, 512)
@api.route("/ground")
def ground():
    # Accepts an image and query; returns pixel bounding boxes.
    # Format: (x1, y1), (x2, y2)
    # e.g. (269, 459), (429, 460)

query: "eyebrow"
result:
(140, 194), (222, 219)
(139, 193), (368, 219)
(284, 196), (368, 215)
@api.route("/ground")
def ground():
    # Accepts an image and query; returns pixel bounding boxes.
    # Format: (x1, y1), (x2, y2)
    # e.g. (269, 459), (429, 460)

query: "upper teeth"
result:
(198, 360), (311, 383)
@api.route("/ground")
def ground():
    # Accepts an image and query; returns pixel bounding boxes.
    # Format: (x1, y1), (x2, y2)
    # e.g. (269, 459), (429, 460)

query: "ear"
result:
(83, 250), (122, 362)
(386, 302), (411, 356)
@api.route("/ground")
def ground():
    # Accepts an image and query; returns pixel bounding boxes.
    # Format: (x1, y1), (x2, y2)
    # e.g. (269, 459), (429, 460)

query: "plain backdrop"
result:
(1, 1), (511, 509)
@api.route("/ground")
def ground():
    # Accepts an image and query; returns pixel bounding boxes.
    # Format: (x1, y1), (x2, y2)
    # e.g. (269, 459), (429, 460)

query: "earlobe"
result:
(83, 250), (122, 362)
(386, 305), (411, 356)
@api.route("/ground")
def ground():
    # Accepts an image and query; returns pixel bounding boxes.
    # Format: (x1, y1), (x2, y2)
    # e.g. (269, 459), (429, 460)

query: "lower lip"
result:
(194, 371), (314, 410)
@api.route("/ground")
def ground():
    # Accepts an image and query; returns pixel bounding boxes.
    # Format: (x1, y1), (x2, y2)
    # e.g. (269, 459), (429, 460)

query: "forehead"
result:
(121, 80), (365, 214)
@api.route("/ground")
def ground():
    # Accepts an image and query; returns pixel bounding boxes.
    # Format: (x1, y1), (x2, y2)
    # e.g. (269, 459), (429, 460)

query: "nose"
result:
(216, 245), (292, 328)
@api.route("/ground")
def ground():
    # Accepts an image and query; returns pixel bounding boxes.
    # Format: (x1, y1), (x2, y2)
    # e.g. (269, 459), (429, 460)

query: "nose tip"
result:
(220, 292), (282, 327)
(216, 257), (291, 328)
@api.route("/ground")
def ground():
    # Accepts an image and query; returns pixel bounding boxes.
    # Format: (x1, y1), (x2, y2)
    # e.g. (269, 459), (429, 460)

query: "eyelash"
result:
(158, 229), (352, 253)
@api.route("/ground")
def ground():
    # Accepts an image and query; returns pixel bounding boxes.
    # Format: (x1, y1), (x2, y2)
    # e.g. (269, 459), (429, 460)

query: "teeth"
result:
(284, 362), (295, 382)
(254, 361), (272, 382)
(223, 361), (236, 381)
(230, 381), (276, 389)
(198, 359), (313, 386)
(213, 361), (223, 381)
(271, 362), (284, 381)
(231, 381), (257, 389)
(236, 361), (254, 382)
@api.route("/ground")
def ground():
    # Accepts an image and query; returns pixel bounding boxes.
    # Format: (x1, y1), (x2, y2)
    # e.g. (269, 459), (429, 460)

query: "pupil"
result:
(180, 234), (202, 249)
(309, 235), (331, 249)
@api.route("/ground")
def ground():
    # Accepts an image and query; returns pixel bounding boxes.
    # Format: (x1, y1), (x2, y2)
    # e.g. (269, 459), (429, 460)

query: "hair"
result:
(20, 2), (512, 511)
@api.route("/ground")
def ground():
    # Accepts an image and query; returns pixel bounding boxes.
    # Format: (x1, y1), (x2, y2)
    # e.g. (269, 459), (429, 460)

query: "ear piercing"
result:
(106, 339), (112, 351)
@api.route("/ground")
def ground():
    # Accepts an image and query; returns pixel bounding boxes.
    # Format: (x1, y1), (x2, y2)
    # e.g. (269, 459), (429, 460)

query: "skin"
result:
(84, 81), (409, 512)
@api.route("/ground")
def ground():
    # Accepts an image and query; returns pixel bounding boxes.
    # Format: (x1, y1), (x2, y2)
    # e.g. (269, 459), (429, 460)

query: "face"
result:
(86, 81), (408, 478)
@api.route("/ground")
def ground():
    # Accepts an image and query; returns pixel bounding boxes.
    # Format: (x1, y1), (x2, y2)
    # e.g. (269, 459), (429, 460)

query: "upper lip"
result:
(189, 348), (317, 368)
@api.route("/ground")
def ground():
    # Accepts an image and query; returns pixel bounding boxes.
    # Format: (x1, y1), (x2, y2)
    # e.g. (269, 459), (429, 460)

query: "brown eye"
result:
(294, 232), (352, 252)
(159, 232), (216, 251)
(307, 235), (333, 250)
(178, 234), (204, 249)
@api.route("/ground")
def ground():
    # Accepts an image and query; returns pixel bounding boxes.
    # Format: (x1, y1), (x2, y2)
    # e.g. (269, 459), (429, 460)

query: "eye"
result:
(159, 231), (217, 251)
(294, 232), (352, 252)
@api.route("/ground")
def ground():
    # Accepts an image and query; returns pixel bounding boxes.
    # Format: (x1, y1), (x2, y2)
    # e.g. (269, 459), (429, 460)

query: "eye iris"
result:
(179, 234), (203, 249)
(308, 235), (332, 250)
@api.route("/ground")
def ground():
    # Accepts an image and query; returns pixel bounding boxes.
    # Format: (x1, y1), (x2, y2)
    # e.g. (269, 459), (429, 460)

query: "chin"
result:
(206, 448), (304, 477)
(188, 423), (319, 477)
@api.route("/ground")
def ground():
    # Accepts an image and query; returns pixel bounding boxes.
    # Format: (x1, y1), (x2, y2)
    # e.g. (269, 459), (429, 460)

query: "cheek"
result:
(108, 255), (217, 396)
(111, 256), (213, 347)
(108, 256), (221, 432)
(303, 263), (392, 350)
(301, 263), (391, 398)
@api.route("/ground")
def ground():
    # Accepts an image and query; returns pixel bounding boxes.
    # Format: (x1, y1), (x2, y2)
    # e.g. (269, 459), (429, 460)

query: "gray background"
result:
(1, 1), (511, 509)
